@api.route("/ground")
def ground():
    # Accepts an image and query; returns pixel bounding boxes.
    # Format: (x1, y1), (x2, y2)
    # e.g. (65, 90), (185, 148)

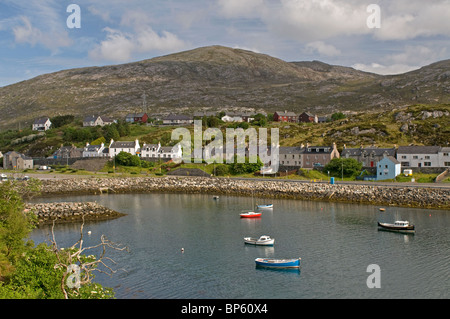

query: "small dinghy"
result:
(240, 211), (262, 218)
(256, 204), (273, 209)
(255, 258), (301, 268)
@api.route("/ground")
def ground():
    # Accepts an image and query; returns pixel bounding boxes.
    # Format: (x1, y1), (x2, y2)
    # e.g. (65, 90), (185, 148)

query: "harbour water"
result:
(29, 193), (450, 299)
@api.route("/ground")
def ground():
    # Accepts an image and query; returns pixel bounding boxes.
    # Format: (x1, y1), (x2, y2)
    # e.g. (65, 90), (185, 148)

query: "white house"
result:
(141, 143), (161, 158)
(221, 114), (243, 122)
(396, 146), (441, 168)
(109, 139), (140, 157)
(159, 145), (182, 160)
(438, 147), (450, 168)
(141, 142), (182, 160)
(377, 156), (401, 180)
(83, 143), (106, 158)
(32, 117), (52, 131)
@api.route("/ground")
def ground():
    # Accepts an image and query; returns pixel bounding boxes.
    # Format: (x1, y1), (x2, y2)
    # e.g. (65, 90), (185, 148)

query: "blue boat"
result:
(256, 204), (273, 209)
(255, 257), (301, 268)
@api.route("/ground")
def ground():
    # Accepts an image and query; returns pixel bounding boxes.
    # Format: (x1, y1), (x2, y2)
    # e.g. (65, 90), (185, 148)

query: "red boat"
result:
(240, 211), (262, 218)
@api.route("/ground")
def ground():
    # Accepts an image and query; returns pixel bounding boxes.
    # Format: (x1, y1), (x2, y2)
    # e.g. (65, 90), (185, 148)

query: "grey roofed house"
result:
(396, 145), (442, 168)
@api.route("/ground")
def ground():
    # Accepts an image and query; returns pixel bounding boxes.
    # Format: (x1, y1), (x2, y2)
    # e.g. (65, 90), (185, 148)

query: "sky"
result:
(0, 0), (449, 87)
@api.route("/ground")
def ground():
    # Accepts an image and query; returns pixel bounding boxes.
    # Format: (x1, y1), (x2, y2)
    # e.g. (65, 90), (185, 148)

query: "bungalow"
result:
(32, 117), (52, 131)
(221, 114), (243, 122)
(377, 156), (401, 180)
(396, 146), (441, 168)
(162, 114), (194, 125)
(273, 111), (297, 123)
(3, 151), (33, 170)
(109, 139), (141, 157)
(298, 112), (318, 123)
(83, 143), (107, 158)
(83, 115), (115, 127)
(341, 145), (396, 168)
(125, 113), (148, 124)
(302, 143), (340, 168)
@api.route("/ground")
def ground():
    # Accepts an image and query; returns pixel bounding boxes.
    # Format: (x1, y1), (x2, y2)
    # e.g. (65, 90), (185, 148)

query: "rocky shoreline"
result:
(36, 176), (450, 210)
(26, 202), (126, 225)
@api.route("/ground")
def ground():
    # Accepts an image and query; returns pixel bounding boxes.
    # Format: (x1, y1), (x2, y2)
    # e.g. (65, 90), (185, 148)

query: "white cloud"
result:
(352, 44), (448, 75)
(352, 62), (419, 75)
(217, 0), (265, 18)
(89, 26), (186, 62)
(305, 41), (341, 56)
(12, 16), (72, 51)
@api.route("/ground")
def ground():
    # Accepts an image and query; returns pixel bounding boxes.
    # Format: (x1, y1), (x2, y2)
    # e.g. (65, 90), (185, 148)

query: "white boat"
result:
(378, 220), (415, 233)
(256, 204), (273, 209)
(244, 235), (274, 246)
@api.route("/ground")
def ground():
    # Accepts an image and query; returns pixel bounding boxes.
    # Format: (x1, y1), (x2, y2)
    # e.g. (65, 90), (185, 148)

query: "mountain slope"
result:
(0, 45), (449, 129)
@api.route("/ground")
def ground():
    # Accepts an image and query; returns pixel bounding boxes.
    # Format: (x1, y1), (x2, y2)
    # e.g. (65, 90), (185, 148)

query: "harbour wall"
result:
(26, 201), (126, 225)
(37, 176), (450, 210)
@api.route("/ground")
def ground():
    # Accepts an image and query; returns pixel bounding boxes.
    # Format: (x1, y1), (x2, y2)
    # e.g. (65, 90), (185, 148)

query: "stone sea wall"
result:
(37, 176), (450, 210)
(26, 202), (126, 225)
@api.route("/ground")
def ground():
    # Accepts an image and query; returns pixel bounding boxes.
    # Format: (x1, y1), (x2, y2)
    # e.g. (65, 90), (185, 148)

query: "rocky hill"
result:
(0, 45), (449, 129)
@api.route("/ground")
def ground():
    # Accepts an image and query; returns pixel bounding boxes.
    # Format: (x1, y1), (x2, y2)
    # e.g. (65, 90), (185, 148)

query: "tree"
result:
(324, 158), (362, 178)
(331, 112), (346, 121)
(115, 151), (141, 167)
(0, 180), (126, 299)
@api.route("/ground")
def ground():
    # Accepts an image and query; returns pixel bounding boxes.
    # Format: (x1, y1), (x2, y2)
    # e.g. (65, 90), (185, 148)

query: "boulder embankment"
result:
(26, 202), (126, 225)
(37, 176), (450, 210)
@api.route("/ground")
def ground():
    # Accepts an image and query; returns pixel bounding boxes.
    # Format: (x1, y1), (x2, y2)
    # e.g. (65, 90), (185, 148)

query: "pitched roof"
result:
(110, 141), (137, 148)
(380, 156), (400, 164)
(34, 117), (50, 124)
(342, 147), (396, 157)
(397, 146), (441, 154)
(275, 111), (297, 117)
(163, 114), (193, 120)
(279, 147), (305, 154)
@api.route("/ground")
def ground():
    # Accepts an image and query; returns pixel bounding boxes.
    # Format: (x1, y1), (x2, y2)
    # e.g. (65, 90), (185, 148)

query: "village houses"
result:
(3, 151), (33, 170)
(341, 145), (397, 168)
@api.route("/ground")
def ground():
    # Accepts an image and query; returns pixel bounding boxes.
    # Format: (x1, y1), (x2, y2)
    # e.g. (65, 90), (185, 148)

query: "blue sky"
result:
(1, 0), (449, 87)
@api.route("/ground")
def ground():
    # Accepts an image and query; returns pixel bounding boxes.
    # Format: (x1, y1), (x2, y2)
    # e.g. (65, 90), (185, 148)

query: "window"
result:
(444, 153), (449, 157)
(401, 156), (406, 159)
(424, 162), (431, 167)
(444, 162), (450, 166)
(425, 156), (430, 159)
(413, 156), (418, 159)
(385, 165), (388, 168)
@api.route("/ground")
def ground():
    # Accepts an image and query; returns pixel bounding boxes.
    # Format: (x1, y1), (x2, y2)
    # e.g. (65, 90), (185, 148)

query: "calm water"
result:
(29, 193), (450, 299)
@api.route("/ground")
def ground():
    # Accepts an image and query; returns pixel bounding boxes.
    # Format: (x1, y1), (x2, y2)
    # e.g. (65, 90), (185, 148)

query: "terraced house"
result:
(341, 145), (397, 168)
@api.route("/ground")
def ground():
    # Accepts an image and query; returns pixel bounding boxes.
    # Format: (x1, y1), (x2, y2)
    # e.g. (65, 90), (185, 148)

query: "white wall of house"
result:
(438, 148), (450, 167)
